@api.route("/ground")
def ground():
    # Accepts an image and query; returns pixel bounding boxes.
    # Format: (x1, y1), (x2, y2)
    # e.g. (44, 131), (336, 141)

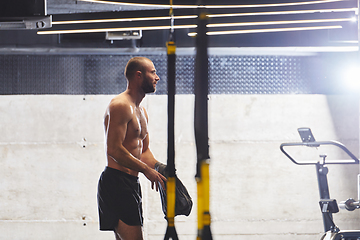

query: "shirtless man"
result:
(97, 57), (167, 240)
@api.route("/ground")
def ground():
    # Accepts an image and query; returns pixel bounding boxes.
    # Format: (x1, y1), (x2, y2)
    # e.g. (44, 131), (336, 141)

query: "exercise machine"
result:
(280, 128), (360, 240)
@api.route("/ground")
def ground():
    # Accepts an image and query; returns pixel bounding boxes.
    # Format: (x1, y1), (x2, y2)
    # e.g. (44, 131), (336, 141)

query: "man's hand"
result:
(143, 166), (167, 191)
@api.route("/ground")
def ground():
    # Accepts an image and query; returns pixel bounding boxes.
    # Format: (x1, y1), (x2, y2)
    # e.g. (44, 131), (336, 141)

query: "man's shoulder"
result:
(110, 93), (128, 105)
(108, 94), (133, 116)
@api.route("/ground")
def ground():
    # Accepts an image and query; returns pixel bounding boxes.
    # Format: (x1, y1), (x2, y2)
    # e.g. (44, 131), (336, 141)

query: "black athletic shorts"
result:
(97, 167), (143, 230)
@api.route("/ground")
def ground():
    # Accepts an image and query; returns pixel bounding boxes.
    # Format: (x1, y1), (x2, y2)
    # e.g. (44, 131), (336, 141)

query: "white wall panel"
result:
(0, 94), (358, 239)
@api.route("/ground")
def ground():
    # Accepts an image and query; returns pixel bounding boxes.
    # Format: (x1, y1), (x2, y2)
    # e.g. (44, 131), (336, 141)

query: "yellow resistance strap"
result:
(197, 160), (212, 240)
(164, 176), (178, 240)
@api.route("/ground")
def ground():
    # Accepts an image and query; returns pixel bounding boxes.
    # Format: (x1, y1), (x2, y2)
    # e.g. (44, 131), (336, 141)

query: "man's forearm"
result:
(140, 148), (158, 169)
(108, 146), (149, 173)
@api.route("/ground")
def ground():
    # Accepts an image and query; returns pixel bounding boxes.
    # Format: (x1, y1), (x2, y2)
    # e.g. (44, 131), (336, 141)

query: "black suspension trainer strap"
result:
(164, 1), (178, 239)
(194, 2), (213, 240)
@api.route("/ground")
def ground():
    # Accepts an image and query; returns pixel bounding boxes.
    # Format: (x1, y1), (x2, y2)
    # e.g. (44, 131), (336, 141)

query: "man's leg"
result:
(114, 219), (143, 240)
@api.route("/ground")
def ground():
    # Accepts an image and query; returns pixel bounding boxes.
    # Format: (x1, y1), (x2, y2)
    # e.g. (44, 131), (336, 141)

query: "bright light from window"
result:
(342, 64), (360, 91)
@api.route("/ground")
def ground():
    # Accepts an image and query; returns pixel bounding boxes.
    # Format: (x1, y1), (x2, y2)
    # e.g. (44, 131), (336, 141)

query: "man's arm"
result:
(139, 107), (167, 189)
(139, 106), (159, 168)
(140, 133), (166, 190)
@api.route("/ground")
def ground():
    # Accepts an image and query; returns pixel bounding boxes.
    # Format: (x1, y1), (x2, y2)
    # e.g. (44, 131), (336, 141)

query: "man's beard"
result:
(142, 78), (156, 93)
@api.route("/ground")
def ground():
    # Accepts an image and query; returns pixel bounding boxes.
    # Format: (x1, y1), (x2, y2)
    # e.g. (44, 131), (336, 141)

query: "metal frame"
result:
(280, 139), (359, 235)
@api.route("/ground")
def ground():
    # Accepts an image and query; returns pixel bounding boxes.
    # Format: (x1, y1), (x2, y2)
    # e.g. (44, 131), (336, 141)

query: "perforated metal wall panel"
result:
(0, 53), (338, 95)
(208, 56), (308, 94)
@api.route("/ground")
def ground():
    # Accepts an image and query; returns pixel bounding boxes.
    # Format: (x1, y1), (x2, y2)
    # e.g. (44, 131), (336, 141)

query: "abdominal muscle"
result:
(107, 124), (143, 176)
(107, 139), (143, 177)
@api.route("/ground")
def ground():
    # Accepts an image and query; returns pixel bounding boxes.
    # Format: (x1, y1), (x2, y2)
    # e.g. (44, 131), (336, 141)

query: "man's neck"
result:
(125, 88), (145, 107)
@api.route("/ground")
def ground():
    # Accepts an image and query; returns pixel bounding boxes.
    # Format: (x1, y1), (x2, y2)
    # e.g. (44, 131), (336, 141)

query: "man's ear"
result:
(135, 70), (142, 79)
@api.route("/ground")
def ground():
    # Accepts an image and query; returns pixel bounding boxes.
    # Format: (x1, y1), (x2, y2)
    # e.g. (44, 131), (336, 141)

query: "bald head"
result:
(124, 57), (152, 81)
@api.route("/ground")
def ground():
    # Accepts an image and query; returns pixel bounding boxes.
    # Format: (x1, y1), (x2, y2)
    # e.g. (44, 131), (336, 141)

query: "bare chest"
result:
(127, 107), (148, 140)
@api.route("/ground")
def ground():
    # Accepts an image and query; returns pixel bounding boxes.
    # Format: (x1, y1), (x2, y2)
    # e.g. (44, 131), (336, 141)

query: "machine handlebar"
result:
(280, 140), (359, 165)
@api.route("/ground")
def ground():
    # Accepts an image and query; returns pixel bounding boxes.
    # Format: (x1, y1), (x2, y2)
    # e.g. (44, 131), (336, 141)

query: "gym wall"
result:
(0, 48), (359, 240)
